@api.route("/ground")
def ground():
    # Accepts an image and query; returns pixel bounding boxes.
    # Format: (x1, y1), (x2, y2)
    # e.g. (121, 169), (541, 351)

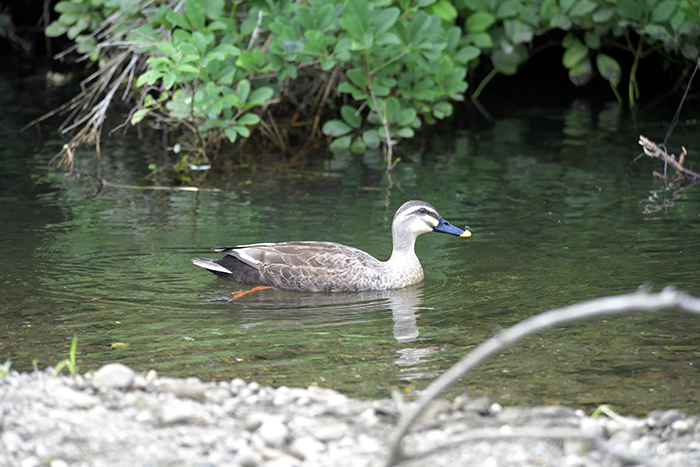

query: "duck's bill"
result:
(434, 217), (472, 237)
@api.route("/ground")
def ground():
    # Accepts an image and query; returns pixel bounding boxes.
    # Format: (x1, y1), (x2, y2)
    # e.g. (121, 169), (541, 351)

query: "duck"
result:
(192, 200), (471, 293)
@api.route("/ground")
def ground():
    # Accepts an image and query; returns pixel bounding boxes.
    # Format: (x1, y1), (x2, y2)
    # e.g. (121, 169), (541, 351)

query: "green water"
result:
(2, 89), (699, 416)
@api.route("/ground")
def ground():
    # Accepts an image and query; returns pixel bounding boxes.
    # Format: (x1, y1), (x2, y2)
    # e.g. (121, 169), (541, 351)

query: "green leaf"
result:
(176, 63), (200, 73)
(156, 41), (178, 58)
(235, 125), (251, 137)
(374, 7), (399, 36)
(376, 32), (400, 46)
(337, 82), (367, 99)
(237, 79), (251, 104)
(362, 130), (380, 149)
(651, 0), (676, 23)
(166, 11), (192, 31)
(592, 8), (613, 23)
(248, 86), (274, 105)
(340, 0), (370, 41)
(569, 59), (592, 86)
(384, 97), (401, 124)
(208, 44), (241, 61)
(346, 67), (367, 89)
(329, 135), (352, 151)
(395, 127), (414, 138)
(569, 0), (597, 17)
(431, 1), (458, 22)
(237, 113), (260, 125)
(45, 23), (68, 37)
(596, 53), (621, 85)
(398, 108), (417, 127)
(224, 128), (238, 143)
(136, 69), (163, 87)
(131, 108), (149, 125)
(322, 120), (353, 137)
(617, 0), (644, 22)
(562, 41), (588, 69)
(320, 57), (336, 71)
(491, 44), (528, 75)
(466, 12), (496, 33)
(350, 136), (366, 154)
(504, 20), (533, 44)
(432, 102), (452, 119)
(584, 31), (601, 49)
(467, 32), (492, 48)
(55, 1), (85, 14)
(340, 105), (362, 129)
(454, 45), (480, 64)
(184, 0), (205, 30)
(681, 42), (699, 61)
(163, 71), (176, 90)
(670, 10), (687, 33)
(191, 32), (208, 55)
(202, 0), (224, 20)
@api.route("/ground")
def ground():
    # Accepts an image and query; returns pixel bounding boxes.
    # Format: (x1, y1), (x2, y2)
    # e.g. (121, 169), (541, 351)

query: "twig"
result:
(101, 180), (220, 192)
(638, 135), (699, 181)
(386, 287), (700, 467)
(364, 60), (394, 172)
(310, 67), (338, 139)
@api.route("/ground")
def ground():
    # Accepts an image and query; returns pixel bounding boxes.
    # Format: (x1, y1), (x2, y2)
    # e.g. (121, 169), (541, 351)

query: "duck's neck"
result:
(387, 229), (419, 265)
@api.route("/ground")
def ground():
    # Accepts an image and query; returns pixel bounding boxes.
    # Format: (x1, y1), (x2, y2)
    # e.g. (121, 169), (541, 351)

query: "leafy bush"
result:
(44, 0), (699, 177)
(455, 0), (700, 103)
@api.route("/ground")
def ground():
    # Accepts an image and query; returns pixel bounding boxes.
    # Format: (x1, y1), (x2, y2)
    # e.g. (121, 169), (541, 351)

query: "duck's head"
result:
(393, 200), (471, 240)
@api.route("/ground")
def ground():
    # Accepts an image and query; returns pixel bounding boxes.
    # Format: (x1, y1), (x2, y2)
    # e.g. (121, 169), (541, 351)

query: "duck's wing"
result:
(214, 241), (385, 292)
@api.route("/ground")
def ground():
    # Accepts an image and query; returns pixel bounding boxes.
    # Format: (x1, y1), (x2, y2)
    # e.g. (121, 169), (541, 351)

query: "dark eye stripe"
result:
(413, 206), (438, 220)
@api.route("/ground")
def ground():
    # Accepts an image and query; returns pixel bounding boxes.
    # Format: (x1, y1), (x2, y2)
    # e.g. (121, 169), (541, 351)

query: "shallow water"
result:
(2, 78), (700, 416)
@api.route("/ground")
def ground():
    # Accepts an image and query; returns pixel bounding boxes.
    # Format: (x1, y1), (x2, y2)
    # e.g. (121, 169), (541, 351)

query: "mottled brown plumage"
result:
(192, 200), (471, 292)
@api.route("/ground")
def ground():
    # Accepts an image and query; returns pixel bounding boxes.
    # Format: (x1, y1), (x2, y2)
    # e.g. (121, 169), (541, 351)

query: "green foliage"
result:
(0, 359), (10, 377)
(457, 0), (700, 105)
(54, 336), (79, 376)
(44, 0), (700, 174)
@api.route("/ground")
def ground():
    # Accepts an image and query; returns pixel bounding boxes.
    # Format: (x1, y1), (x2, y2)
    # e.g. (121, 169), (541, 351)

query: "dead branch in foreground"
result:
(638, 135), (700, 182)
(386, 287), (700, 467)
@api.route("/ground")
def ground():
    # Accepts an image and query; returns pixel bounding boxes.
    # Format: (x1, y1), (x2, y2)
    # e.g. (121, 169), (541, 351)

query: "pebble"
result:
(2, 430), (23, 452)
(310, 423), (348, 442)
(158, 399), (198, 425)
(258, 418), (289, 448)
(233, 446), (261, 467)
(156, 377), (207, 401)
(1, 365), (699, 467)
(91, 363), (135, 390)
(289, 436), (325, 459)
(53, 386), (99, 409)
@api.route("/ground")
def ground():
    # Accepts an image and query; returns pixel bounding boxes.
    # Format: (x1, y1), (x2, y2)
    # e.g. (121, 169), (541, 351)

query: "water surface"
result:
(2, 81), (699, 416)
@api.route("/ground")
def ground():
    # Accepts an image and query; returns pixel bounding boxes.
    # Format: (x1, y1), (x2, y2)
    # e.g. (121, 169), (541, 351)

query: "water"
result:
(2, 78), (700, 416)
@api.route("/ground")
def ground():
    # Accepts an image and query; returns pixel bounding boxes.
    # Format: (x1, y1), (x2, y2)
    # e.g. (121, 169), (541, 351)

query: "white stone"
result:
(258, 419), (288, 448)
(289, 436), (325, 460)
(233, 445), (261, 467)
(159, 400), (198, 425)
(92, 363), (135, 390)
(54, 386), (99, 409)
(311, 423), (348, 442)
(2, 430), (23, 453)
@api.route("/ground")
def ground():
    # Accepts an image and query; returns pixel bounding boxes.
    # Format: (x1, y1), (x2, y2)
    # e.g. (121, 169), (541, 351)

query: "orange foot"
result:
(230, 286), (268, 301)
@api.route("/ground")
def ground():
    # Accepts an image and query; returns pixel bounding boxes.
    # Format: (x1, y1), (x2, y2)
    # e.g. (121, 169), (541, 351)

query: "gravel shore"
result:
(1, 363), (699, 467)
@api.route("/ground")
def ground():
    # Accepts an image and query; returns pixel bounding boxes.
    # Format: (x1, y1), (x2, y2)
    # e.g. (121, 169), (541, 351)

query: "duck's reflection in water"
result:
(217, 284), (439, 381)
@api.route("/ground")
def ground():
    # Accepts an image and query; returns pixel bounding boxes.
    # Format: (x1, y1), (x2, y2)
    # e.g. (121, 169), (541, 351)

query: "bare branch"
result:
(638, 135), (700, 181)
(386, 287), (700, 467)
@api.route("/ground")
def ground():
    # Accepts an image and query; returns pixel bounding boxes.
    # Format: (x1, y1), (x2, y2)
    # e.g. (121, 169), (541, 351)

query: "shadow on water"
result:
(2, 72), (700, 415)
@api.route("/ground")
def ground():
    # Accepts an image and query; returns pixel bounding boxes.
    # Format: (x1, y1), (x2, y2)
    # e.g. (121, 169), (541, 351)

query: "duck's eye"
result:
(419, 208), (427, 214)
